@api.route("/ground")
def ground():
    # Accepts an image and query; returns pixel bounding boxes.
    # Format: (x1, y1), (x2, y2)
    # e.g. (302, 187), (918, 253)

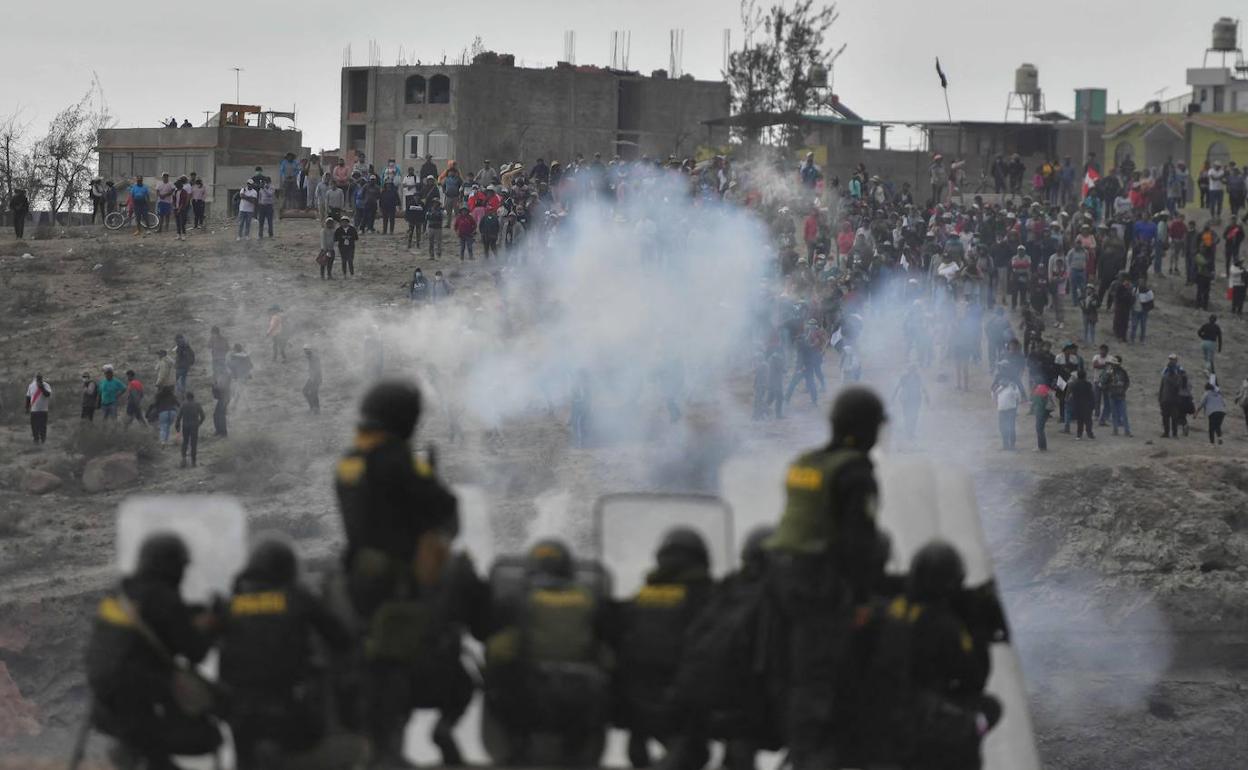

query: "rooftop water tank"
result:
(809, 64), (828, 88)
(1015, 63), (1040, 96)
(1212, 17), (1239, 52)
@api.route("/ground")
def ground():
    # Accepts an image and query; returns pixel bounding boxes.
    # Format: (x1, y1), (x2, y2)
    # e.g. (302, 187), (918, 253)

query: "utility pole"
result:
(231, 67), (244, 104)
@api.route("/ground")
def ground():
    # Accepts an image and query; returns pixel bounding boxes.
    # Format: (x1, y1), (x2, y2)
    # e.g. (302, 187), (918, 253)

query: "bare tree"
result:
(0, 114), (30, 211)
(33, 87), (109, 217)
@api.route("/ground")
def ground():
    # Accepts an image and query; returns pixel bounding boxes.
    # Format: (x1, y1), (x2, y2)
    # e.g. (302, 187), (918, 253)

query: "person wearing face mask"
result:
(430, 270), (454, 303)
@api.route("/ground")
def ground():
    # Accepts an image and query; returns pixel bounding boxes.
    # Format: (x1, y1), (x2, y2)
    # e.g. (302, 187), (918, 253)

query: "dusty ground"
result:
(0, 214), (1245, 767)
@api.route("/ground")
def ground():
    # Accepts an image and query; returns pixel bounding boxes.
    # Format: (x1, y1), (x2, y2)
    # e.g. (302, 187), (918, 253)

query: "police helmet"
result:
(830, 386), (887, 443)
(741, 525), (776, 574)
(245, 537), (298, 586)
(657, 526), (709, 569)
(359, 380), (423, 440)
(136, 531), (191, 585)
(527, 538), (574, 579)
(907, 540), (966, 602)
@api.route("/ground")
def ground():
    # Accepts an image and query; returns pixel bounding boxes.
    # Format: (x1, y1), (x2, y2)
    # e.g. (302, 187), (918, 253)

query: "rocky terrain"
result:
(0, 216), (1244, 767)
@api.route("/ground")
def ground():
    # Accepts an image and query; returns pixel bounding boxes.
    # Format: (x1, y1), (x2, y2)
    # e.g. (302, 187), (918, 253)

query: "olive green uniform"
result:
(765, 445), (883, 770)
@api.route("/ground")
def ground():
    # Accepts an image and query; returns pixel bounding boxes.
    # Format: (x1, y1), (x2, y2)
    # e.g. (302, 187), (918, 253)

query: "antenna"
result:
(230, 67), (244, 104)
(343, 45), (351, 67)
(564, 30), (577, 64)
(722, 28), (731, 72)
(828, 43), (847, 94)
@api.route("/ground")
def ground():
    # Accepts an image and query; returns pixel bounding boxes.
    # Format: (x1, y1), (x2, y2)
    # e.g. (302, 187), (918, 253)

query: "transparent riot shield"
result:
(116, 494), (247, 603)
(875, 456), (1042, 770)
(594, 493), (734, 599)
(453, 483), (495, 568)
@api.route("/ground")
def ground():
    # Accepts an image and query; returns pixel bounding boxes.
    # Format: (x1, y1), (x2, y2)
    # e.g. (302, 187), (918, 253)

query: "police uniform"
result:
(218, 560), (353, 767)
(765, 444), (884, 770)
(674, 529), (780, 770)
(485, 551), (611, 765)
(615, 552), (714, 768)
(85, 573), (221, 766)
(335, 428), (460, 765)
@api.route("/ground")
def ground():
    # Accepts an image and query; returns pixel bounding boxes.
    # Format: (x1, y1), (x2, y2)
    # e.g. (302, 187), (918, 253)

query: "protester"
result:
(123, 369), (146, 428)
(174, 391), (205, 467)
(334, 217), (358, 277)
(1194, 382), (1227, 445)
(25, 374), (51, 443)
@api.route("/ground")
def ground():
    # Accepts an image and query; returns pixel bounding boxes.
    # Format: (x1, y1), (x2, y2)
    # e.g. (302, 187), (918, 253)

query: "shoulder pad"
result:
(337, 456), (366, 486)
(97, 596), (135, 628)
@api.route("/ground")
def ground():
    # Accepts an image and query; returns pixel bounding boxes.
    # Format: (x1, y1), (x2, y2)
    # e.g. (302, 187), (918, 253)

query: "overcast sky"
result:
(1, 0), (1240, 151)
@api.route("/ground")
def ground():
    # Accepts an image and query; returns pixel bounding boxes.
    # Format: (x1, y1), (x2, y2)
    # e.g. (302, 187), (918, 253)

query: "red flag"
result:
(1081, 167), (1100, 200)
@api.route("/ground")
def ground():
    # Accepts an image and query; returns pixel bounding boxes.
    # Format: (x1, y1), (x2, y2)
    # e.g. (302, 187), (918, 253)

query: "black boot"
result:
(432, 719), (464, 767)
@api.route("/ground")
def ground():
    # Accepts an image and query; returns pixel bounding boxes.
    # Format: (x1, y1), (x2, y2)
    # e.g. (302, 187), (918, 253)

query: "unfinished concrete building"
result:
(96, 105), (305, 213)
(339, 56), (730, 173)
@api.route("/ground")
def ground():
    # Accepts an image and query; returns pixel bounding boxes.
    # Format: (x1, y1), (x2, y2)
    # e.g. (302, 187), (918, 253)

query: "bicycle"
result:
(104, 209), (159, 231)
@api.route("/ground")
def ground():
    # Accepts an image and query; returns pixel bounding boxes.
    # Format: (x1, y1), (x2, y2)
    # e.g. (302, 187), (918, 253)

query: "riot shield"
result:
(116, 494), (247, 603)
(718, 452), (1042, 770)
(594, 493), (734, 599)
(875, 456), (1042, 770)
(453, 483), (495, 568)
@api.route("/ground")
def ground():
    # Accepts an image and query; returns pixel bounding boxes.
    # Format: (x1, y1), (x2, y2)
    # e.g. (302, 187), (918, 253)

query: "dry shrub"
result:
(209, 433), (284, 479)
(67, 423), (158, 461)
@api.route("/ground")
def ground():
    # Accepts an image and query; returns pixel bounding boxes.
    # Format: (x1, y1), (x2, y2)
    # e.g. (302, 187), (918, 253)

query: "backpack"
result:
(674, 576), (774, 740)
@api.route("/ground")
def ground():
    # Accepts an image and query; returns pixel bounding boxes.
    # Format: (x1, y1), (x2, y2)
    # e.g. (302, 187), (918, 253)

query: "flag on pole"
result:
(1081, 167), (1100, 200)
(935, 58), (948, 89)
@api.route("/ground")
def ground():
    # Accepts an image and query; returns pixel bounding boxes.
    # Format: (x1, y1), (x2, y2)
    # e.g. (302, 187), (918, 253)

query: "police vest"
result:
(524, 585), (597, 665)
(621, 578), (705, 673)
(766, 448), (868, 554)
(220, 589), (306, 689)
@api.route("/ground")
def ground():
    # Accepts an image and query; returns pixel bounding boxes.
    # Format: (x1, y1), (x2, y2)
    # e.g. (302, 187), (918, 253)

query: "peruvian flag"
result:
(1082, 167), (1100, 200)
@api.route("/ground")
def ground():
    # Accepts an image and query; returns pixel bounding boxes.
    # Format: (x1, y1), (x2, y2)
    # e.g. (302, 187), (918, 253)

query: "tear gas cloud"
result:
(373, 173), (774, 442)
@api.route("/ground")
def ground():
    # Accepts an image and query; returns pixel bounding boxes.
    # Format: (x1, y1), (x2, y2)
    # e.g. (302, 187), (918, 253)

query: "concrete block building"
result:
(339, 56), (730, 173)
(96, 105), (305, 213)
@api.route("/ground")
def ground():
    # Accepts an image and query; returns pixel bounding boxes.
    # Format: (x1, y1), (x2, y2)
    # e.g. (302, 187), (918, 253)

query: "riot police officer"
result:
(904, 541), (1002, 770)
(218, 538), (354, 769)
(615, 527), (716, 769)
(765, 386), (889, 770)
(483, 539), (612, 766)
(85, 532), (222, 770)
(675, 526), (780, 770)
(334, 381), (460, 768)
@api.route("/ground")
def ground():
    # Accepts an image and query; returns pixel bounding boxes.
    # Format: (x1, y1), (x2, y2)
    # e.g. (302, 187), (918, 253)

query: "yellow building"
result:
(1104, 111), (1248, 172)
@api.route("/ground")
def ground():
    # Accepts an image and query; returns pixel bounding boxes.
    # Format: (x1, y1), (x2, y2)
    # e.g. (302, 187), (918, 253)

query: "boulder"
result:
(82, 452), (139, 493)
(22, 470), (62, 496)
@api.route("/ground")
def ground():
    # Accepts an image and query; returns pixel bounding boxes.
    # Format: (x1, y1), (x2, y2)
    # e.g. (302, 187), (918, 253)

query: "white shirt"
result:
(27, 379), (52, 412)
(402, 175), (419, 197)
(238, 188), (258, 213)
(1209, 168), (1225, 192)
(995, 383), (1022, 411)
